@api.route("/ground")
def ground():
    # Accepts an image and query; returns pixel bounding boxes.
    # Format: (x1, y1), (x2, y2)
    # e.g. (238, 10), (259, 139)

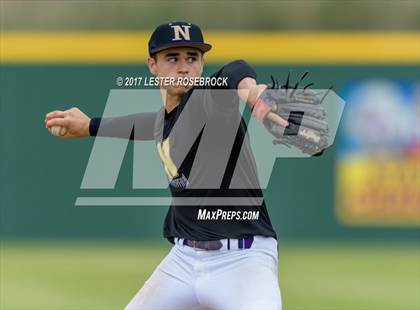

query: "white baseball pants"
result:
(124, 236), (282, 310)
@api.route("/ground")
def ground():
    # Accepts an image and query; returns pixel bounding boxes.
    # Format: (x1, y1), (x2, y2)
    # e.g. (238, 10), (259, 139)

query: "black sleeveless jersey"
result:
(90, 60), (277, 243)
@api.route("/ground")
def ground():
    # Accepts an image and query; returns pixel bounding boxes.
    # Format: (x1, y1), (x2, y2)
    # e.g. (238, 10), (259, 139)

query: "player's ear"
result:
(147, 56), (157, 76)
(199, 53), (204, 75)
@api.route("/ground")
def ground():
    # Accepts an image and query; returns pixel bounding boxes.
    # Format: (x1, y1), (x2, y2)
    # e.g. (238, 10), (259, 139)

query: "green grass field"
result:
(1, 241), (418, 310)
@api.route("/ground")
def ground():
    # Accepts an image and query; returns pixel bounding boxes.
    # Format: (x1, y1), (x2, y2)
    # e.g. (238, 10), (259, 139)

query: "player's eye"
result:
(167, 57), (177, 63)
(187, 57), (197, 63)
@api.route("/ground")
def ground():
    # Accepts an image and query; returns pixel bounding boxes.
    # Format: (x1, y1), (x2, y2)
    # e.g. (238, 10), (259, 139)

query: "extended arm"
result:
(45, 108), (156, 141)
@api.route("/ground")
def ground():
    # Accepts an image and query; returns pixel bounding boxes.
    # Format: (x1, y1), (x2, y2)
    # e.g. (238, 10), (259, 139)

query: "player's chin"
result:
(167, 85), (192, 96)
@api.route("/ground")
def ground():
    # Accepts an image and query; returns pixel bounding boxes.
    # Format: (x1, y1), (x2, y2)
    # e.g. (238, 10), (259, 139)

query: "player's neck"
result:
(164, 94), (182, 113)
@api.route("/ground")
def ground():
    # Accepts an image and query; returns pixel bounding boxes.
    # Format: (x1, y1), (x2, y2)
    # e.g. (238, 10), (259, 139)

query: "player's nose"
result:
(177, 59), (190, 75)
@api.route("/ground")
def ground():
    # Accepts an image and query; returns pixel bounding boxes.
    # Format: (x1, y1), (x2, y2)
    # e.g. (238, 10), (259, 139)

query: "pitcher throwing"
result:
(45, 21), (328, 310)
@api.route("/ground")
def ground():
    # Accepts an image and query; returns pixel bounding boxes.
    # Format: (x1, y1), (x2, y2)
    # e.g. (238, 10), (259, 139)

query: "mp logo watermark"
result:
(75, 88), (345, 207)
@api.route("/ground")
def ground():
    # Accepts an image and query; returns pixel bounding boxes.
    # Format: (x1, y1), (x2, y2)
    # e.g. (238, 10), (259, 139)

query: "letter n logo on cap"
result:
(171, 25), (191, 41)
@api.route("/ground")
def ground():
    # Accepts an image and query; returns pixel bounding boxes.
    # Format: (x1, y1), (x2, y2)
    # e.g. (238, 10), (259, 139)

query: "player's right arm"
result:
(45, 108), (156, 140)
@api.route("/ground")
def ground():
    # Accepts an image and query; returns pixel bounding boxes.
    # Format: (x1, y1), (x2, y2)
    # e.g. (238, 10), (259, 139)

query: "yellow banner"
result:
(1, 32), (419, 64)
(336, 156), (420, 227)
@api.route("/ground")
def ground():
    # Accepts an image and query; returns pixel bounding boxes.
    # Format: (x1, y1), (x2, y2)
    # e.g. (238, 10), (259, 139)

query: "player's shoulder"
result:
(218, 59), (253, 72)
(209, 59), (256, 89)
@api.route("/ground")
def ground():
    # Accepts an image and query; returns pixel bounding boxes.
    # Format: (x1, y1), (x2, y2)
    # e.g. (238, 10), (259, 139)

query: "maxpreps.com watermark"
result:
(116, 76), (228, 87)
(197, 209), (260, 220)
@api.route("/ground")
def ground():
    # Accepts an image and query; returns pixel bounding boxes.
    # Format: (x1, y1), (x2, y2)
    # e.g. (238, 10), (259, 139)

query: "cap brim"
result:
(150, 42), (212, 55)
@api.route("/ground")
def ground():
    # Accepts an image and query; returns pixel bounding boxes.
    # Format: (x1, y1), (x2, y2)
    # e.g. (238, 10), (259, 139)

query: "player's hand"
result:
(237, 78), (289, 128)
(266, 112), (289, 128)
(45, 107), (91, 139)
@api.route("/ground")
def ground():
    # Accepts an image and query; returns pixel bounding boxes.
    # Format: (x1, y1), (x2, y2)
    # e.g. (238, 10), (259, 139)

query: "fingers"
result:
(267, 112), (289, 127)
(45, 110), (66, 121)
(46, 117), (68, 128)
(58, 133), (74, 140)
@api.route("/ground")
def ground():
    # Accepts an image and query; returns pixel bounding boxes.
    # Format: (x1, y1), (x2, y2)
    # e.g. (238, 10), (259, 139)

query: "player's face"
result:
(148, 47), (204, 96)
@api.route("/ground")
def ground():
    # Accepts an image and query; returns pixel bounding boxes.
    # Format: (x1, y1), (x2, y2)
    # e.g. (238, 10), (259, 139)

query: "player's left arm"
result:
(237, 77), (289, 128)
(211, 60), (288, 128)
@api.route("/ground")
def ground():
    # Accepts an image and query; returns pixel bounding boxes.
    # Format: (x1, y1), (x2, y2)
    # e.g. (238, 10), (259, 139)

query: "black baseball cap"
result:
(148, 21), (212, 56)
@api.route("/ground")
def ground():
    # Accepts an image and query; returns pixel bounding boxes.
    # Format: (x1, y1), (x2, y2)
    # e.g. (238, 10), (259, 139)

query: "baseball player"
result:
(45, 21), (328, 310)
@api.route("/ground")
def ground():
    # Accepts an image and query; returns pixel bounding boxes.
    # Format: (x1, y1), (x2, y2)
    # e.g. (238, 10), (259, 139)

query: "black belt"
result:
(182, 236), (254, 251)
